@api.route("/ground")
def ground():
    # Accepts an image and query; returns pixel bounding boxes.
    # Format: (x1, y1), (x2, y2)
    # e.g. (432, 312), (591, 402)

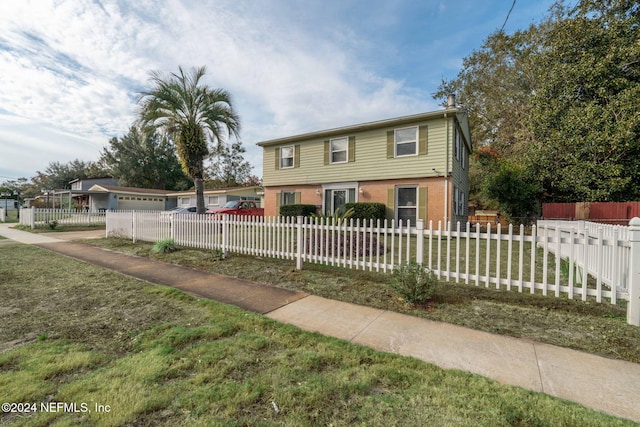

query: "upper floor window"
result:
(280, 145), (294, 169)
(395, 126), (418, 157)
(330, 137), (348, 164)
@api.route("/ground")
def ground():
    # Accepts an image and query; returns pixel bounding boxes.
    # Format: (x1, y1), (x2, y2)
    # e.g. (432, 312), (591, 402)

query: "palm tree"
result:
(138, 66), (240, 213)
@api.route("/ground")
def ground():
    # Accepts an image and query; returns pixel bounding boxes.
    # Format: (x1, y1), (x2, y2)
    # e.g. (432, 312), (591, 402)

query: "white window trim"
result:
(207, 195), (220, 207)
(329, 137), (348, 164)
(395, 126), (418, 157)
(280, 145), (294, 169)
(322, 182), (359, 215)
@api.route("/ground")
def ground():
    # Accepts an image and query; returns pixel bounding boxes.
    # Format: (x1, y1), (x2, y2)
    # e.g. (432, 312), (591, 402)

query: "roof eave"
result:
(256, 108), (458, 147)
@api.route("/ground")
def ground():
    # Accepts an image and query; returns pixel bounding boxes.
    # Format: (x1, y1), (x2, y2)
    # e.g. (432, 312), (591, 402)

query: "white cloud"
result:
(0, 0), (557, 181)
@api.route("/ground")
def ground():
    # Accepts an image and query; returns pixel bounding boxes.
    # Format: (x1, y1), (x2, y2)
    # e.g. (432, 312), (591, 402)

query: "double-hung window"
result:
(396, 186), (417, 225)
(330, 137), (348, 164)
(281, 191), (296, 206)
(395, 126), (418, 157)
(280, 145), (294, 169)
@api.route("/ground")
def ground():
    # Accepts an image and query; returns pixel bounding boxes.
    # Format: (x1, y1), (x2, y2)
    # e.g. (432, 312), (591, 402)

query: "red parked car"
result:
(206, 200), (264, 217)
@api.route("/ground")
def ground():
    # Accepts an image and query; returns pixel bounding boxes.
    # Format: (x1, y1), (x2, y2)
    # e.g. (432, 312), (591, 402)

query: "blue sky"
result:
(0, 0), (559, 183)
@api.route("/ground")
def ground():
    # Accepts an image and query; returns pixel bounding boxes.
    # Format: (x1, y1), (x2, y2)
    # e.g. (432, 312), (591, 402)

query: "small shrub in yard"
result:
(280, 204), (317, 217)
(344, 202), (386, 222)
(390, 262), (437, 304)
(46, 220), (58, 230)
(152, 238), (178, 254)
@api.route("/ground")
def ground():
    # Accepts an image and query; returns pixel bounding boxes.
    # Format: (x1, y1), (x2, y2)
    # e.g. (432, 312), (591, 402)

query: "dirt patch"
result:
(0, 333), (38, 354)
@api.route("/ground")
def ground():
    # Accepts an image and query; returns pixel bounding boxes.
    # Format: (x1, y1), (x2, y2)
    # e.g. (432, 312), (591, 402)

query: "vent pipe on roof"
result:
(447, 94), (456, 109)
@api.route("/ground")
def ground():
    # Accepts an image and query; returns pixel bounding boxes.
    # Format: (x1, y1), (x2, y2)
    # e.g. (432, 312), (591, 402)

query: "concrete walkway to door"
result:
(1, 222), (639, 423)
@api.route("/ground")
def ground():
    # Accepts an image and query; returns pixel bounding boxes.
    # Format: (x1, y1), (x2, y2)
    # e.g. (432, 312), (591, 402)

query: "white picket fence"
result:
(19, 207), (106, 228)
(105, 211), (640, 326)
(536, 220), (631, 301)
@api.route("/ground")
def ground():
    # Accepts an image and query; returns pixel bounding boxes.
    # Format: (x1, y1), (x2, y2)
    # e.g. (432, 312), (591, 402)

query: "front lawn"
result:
(86, 237), (640, 364)
(0, 242), (634, 426)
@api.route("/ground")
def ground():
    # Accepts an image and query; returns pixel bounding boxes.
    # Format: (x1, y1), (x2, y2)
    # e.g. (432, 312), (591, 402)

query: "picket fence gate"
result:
(105, 211), (640, 326)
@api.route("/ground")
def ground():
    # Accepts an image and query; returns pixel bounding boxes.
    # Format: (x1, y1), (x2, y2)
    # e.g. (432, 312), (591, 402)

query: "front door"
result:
(324, 187), (356, 216)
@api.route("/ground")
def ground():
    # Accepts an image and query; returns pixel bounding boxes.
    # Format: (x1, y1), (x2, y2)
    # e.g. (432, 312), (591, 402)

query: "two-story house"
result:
(257, 97), (471, 226)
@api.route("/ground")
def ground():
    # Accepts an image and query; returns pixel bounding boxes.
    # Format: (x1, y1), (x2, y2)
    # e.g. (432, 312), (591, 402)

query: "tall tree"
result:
(138, 66), (241, 213)
(32, 159), (103, 191)
(206, 141), (260, 188)
(528, 0), (640, 201)
(436, 0), (640, 206)
(99, 126), (192, 190)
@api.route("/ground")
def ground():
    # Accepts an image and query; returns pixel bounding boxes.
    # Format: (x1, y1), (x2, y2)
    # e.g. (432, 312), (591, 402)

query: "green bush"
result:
(46, 220), (59, 230)
(152, 238), (178, 254)
(280, 204), (317, 217)
(344, 202), (386, 223)
(390, 262), (437, 304)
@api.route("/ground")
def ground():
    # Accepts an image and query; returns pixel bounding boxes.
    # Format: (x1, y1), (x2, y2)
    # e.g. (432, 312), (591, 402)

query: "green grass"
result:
(13, 223), (106, 233)
(1, 209), (19, 223)
(0, 242), (635, 426)
(86, 237), (640, 364)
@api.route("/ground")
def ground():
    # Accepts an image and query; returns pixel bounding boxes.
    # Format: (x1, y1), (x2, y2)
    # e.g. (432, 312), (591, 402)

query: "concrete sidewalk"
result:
(1, 223), (639, 423)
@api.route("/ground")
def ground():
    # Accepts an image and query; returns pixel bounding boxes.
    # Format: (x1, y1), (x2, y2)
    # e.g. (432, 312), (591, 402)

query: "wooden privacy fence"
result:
(19, 207), (106, 228)
(543, 202), (640, 225)
(106, 211), (640, 326)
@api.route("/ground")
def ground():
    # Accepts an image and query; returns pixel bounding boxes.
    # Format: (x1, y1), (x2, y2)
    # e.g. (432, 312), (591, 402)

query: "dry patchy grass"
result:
(0, 242), (635, 426)
(86, 237), (640, 363)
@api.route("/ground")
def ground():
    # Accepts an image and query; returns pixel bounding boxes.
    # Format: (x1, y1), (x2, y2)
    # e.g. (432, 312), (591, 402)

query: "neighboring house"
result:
(167, 186), (263, 209)
(88, 185), (173, 211)
(257, 96), (471, 226)
(68, 177), (119, 210)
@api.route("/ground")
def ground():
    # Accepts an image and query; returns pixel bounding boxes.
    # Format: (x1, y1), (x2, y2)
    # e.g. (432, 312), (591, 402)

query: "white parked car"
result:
(167, 206), (197, 215)
(160, 206), (198, 219)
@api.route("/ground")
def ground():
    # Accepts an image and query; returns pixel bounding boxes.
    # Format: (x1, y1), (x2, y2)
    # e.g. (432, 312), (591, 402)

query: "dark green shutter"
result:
(294, 192), (301, 204)
(275, 192), (281, 214)
(418, 187), (428, 222)
(294, 145), (300, 168)
(387, 130), (395, 158)
(275, 147), (280, 170)
(324, 140), (330, 165)
(348, 136), (356, 162)
(419, 125), (428, 155)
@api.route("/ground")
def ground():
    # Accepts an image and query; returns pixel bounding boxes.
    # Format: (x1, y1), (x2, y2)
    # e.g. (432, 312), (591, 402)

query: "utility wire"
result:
(500, 0), (517, 32)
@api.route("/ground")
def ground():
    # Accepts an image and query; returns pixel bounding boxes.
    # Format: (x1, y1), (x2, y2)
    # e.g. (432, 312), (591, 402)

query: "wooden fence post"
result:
(627, 217), (640, 326)
(296, 215), (304, 270)
(30, 207), (35, 229)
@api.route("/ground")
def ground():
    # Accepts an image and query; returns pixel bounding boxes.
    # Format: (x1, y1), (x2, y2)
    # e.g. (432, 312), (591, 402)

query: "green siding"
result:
(262, 117), (450, 186)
